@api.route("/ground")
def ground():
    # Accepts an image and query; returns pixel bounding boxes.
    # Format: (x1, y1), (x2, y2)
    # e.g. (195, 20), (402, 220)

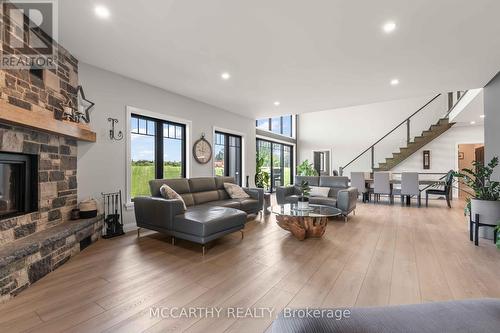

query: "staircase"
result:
(339, 92), (467, 175)
(374, 118), (454, 171)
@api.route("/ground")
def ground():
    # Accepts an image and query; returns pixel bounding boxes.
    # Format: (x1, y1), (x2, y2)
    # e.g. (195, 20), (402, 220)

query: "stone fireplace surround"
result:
(0, 6), (102, 302)
(0, 124), (103, 303)
(0, 124), (78, 245)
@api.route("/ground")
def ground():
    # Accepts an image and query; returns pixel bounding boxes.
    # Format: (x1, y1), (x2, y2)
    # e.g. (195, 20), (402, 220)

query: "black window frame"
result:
(256, 138), (294, 192)
(255, 115), (293, 137)
(214, 131), (243, 185)
(130, 113), (186, 181)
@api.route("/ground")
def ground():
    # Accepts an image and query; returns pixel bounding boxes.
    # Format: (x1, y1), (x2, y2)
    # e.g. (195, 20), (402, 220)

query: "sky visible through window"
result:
(131, 126), (182, 162)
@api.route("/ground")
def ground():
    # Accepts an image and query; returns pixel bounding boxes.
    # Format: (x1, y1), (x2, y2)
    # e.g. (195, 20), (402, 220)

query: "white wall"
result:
(298, 94), (448, 174)
(484, 72), (500, 180)
(77, 63), (256, 227)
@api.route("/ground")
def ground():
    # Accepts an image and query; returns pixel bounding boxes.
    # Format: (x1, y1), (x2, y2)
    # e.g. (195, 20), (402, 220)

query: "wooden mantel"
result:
(0, 99), (96, 142)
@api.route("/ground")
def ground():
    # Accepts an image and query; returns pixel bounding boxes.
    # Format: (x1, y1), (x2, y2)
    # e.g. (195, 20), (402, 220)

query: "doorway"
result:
(457, 143), (484, 199)
(313, 150), (331, 176)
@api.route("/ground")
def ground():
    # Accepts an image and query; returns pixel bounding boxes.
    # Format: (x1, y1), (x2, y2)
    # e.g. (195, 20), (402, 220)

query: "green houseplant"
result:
(255, 154), (270, 190)
(297, 160), (318, 176)
(297, 180), (311, 210)
(454, 156), (500, 240)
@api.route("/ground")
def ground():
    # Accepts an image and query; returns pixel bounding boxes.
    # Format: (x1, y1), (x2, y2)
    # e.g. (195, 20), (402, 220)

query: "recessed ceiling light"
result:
(480, 114), (485, 118)
(274, 101), (280, 106)
(383, 21), (397, 33)
(94, 5), (110, 19)
(390, 78), (399, 86)
(221, 72), (231, 80)
(470, 121), (476, 125)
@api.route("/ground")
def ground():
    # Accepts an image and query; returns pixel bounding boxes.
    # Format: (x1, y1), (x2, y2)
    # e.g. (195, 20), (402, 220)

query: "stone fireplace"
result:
(0, 151), (38, 219)
(0, 3), (101, 302)
(0, 125), (78, 245)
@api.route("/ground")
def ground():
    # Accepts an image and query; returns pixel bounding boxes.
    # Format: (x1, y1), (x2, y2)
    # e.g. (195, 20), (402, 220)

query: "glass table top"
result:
(272, 204), (342, 218)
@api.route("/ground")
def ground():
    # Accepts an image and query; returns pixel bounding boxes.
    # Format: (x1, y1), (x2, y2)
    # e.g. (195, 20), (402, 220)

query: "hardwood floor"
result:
(1, 198), (499, 333)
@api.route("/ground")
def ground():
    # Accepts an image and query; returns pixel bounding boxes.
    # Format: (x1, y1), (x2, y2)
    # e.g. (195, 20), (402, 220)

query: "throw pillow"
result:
(159, 184), (187, 211)
(224, 182), (250, 199)
(309, 186), (331, 197)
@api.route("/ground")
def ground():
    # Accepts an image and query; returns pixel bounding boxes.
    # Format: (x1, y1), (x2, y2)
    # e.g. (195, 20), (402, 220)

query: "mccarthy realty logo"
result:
(1, 0), (58, 68)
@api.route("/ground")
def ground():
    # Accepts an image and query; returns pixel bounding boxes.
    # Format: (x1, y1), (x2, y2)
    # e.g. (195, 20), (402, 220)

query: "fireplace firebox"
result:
(0, 152), (38, 219)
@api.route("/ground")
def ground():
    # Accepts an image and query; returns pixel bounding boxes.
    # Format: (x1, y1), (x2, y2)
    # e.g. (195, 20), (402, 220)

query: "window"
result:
(256, 118), (269, 130)
(257, 139), (293, 192)
(271, 117), (281, 133)
(214, 131), (242, 185)
(255, 115), (293, 137)
(130, 114), (186, 198)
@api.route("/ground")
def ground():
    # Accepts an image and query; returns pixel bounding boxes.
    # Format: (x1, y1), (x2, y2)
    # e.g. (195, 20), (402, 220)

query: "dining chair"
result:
(373, 172), (393, 204)
(426, 170), (454, 208)
(400, 172), (421, 207)
(351, 172), (370, 202)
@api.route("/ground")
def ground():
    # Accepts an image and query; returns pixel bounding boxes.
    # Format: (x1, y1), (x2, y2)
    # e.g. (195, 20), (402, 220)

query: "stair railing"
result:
(339, 94), (442, 176)
(339, 91), (469, 176)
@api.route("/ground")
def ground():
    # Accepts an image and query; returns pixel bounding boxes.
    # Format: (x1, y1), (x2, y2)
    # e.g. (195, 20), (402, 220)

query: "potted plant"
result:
(297, 180), (311, 210)
(454, 156), (500, 240)
(255, 154), (270, 190)
(297, 160), (318, 176)
(496, 225), (500, 249)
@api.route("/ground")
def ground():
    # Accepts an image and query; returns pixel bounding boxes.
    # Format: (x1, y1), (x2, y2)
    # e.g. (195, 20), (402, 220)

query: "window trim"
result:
(125, 106), (192, 209)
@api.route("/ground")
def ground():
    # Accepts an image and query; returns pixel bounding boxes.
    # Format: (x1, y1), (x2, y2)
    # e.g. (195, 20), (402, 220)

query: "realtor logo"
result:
(1, 0), (58, 68)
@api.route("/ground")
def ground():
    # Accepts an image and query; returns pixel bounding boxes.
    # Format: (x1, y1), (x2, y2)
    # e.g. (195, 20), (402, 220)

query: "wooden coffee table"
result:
(272, 204), (342, 240)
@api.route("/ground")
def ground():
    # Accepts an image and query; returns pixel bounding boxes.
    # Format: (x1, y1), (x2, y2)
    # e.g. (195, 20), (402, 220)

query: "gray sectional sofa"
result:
(133, 176), (263, 254)
(276, 176), (358, 221)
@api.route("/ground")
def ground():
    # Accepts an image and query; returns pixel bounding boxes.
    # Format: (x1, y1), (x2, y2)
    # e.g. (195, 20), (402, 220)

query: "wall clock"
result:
(193, 134), (212, 164)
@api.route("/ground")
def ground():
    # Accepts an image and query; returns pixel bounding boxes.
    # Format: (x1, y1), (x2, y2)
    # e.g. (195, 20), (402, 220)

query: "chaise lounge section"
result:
(133, 176), (263, 254)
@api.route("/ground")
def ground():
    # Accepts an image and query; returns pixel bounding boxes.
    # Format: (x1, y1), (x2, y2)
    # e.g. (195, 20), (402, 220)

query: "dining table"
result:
(364, 179), (442, 186)
(362, 178), (445, 205)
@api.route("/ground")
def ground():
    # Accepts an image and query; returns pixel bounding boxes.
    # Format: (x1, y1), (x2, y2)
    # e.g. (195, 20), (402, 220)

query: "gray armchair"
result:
(276, 176), (358, 221)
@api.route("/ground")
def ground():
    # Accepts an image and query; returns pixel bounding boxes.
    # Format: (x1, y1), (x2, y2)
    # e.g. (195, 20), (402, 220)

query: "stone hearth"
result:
(0, 215), (103, 302)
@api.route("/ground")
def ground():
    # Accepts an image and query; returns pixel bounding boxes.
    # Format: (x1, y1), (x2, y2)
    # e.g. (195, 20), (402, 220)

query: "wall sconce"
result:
(108, 118), (123, 141)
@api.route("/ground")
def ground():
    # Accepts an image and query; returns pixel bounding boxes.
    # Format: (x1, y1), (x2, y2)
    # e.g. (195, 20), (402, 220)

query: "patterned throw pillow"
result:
(159, 184), (187, 211)
(224, 182), (250, 199)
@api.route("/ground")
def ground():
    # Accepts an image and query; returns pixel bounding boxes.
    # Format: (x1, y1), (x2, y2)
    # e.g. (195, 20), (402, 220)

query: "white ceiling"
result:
(58, 0), (500, 119)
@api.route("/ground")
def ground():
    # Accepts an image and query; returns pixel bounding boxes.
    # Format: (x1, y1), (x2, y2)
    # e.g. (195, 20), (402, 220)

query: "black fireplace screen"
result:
(0, 153), (37, 219)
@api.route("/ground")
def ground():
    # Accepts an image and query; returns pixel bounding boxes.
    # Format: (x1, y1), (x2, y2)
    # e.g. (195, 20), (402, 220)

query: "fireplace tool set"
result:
(101, 190), (125, 239)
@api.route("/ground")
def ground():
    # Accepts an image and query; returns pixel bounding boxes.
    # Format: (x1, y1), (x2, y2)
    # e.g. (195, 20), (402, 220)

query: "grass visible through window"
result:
(131, 161), (182, 198)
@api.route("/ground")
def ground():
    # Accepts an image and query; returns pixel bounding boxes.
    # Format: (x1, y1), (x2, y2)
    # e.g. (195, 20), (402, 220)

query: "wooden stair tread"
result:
(375, 120), (455, 171)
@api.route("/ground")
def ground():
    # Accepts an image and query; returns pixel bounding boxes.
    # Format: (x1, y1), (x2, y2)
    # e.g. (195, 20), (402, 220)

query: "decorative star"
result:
(76, 85), (95, 123)
(60, 91), (79, 122)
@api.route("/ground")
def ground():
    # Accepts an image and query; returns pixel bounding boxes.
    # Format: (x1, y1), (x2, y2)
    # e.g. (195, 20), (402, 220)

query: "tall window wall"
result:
(214, 131), (242, 185)
(256, 139), (293, 192)
(256, 115), (293, 137)
(130, 114), (186, 198)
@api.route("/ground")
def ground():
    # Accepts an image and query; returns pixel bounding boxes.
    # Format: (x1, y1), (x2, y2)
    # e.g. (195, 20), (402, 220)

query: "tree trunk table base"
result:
(276, 215), (328, 240)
